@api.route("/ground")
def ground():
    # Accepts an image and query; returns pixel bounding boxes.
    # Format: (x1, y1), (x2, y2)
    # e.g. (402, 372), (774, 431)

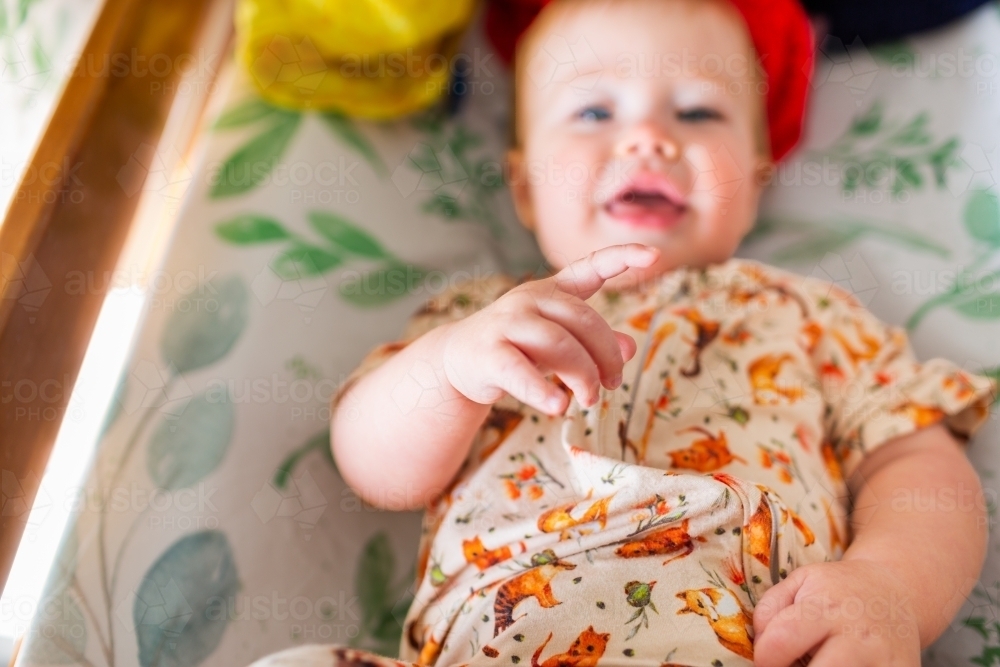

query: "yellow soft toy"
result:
(236, 0), (476, 117)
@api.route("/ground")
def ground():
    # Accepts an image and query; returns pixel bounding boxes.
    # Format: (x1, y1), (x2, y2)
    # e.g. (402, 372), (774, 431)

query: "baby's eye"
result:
(577, 105), (612, 122)
(677, 107), (723, 122)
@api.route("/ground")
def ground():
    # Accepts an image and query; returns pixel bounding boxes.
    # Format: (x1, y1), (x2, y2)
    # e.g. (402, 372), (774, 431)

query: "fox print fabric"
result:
(326, 257), (995, 666)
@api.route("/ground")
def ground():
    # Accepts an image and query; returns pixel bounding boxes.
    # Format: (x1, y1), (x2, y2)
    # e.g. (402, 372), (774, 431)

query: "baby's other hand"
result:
(751, 559), (921, 667)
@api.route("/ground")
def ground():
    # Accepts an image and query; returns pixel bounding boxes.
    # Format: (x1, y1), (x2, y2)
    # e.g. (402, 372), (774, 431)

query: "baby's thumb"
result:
(614, 331), (637, 364)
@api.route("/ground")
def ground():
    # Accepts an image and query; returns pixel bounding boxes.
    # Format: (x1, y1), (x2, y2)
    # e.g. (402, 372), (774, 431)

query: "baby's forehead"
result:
(515, 0), (757, 95)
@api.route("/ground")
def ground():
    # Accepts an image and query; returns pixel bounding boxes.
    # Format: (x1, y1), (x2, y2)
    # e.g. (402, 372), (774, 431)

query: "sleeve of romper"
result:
(329, 273), (521, 418)
(802, 277), (998, 483)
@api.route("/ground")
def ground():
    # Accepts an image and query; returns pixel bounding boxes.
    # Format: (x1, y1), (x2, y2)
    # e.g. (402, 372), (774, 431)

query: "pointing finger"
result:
(550, 244), (659, 301)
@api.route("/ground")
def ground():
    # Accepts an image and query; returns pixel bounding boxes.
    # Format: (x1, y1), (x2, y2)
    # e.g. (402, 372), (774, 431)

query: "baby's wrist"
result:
(423, 321), (482, 408)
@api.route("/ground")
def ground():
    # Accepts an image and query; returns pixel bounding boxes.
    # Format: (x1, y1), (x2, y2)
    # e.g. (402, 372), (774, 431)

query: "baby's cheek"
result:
(688, 192), (754, 257)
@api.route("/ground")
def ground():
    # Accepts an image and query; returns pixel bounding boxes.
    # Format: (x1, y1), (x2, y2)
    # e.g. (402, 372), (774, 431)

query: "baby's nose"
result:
(616, 124), (680, 161)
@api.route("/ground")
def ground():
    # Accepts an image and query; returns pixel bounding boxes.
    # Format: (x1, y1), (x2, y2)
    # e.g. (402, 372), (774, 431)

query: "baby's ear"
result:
(506, 147), (535, 232)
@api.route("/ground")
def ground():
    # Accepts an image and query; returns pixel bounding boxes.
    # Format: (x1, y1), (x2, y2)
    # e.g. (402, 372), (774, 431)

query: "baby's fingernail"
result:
(610, 373), (622, 388)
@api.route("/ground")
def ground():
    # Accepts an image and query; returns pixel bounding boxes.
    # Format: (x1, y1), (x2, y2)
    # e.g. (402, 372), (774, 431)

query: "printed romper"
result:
(250, 257), (996, 667)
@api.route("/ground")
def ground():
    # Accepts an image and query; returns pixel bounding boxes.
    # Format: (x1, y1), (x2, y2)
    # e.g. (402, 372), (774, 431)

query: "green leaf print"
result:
(308, 211), (388, 259)
(211, 111), (302, 198)
(274, 428), (335, 489)
(271, 242), (344, 279)
(906, 189), (1000, 329)
(964, 189), (1000, 248)
(212, 98), (284, 130)
(813, 101), (961, 197)
(215, 211), (434, 307)
(357, 533), (393, 621)
(210, 97), (389, 196)
(404, 108), (505, 239)
(215, 215), (291, 244)
(929, 580), (1000, 666)
(983, 367), (1000, 406)
(160, 275), (250, 375)
(352, 532), (414, 657)
(133, 530), (241, 667)
(99, 369), (128, 441)
(950, 292), (1000, 320)
(339, 262), (428, 307)
(147, 391), (234, 490)
(17, 0), (38, 26)
(849, 102), (882, 136)
(319, 111), (388, 177)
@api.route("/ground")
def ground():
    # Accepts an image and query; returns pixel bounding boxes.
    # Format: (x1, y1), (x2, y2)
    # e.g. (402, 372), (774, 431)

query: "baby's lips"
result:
(611, 167), (690, 207)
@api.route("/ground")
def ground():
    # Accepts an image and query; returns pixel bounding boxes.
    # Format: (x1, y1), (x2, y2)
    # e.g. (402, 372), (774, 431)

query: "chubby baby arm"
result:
(751, 425), (987, 667)
(332, 320), (492, 512)
(332, 244), (657, 512)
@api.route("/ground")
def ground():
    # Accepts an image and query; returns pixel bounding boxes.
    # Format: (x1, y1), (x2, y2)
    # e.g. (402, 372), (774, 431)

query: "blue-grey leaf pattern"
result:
(160, 275), (249, 375)
(133, 531), (240, 667)
(146, 391), (235, 491)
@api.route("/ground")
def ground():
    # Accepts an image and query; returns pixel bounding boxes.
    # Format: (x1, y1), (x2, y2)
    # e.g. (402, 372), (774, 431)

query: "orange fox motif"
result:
(463, 536), (525, 571)
(627, 308), (656, 331)
(820, 440), (843, 484)
(629, 398), (658, 464)
(751, 485), (817, 551)
(479, 407), (525, 461)
(642, 321), (678, 371)
(944, 371), (979, 400)
(675, 308), (720, 377)
(408, 625), (442, 666)
(531, 626), (610, 667)
(722, 321), (753, 346)
(727, 268), (809, 319)
(615, 518), (706, 565)
(668, 426), (747, 472)
(742, 495), (774, 568)
(822, 496), (847, 556)
(675, 587), (754, 660)
(831, 317), (883, 369)
(748, 353), (805, 404)
(538, 494), (615, 541)
(798, 320), (823, 353)
(892, 401), (946, 428)
(492, 556), (578, 636)
(780, 507), (816, 546)
(622, 375), (677, 464)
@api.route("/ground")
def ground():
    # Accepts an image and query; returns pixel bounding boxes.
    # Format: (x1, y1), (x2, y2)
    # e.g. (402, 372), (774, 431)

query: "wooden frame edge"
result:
(0, 0), (234, 593)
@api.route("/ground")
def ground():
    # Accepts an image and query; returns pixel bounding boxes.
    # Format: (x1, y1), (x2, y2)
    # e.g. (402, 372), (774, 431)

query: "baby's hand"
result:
(751, 559), (921, 666)
(441, 244), (660, 416)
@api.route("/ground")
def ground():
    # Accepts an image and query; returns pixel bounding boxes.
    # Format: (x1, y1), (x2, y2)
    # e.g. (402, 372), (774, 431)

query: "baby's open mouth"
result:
(605, 177), (688, 229)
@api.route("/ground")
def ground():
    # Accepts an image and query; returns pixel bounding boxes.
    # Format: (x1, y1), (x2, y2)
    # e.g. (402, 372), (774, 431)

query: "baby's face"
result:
(508, 0), (769, 292)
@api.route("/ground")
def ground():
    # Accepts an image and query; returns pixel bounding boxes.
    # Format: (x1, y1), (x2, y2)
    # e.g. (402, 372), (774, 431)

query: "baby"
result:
(256, 1), (998, 666)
